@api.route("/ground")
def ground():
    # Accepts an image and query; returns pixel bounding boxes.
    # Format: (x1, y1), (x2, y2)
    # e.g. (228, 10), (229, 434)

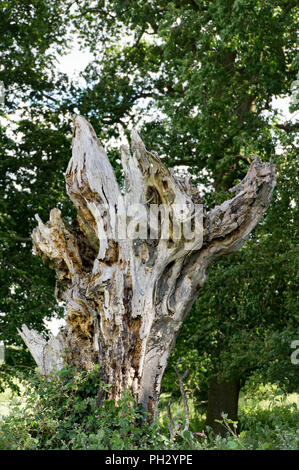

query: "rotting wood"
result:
(20, 115), (276, 414)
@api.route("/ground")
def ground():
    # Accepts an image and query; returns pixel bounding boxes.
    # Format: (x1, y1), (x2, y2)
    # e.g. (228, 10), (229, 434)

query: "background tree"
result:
(163, 137), (298, 435)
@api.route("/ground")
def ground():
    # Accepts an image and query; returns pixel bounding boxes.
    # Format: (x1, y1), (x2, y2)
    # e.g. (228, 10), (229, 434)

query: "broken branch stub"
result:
(24, 115), (276, 414)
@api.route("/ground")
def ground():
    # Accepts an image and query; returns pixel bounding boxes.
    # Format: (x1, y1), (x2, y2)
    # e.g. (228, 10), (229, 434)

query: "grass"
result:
(239, 383), (299, 410)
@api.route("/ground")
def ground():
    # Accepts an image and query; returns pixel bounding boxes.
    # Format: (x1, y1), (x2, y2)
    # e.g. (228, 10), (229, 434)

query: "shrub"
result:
(1, 366), (298, 450)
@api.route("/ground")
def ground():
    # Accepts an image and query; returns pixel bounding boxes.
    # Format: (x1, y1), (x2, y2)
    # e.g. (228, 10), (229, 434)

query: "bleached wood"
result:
(22, 116), (276, 414)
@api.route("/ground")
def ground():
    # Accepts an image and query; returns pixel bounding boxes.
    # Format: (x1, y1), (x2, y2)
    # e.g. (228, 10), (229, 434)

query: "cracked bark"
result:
(20, 116), (276, 415)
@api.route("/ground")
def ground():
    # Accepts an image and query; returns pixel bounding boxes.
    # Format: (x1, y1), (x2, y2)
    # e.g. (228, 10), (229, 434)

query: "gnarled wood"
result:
(22, 115), (276, 414)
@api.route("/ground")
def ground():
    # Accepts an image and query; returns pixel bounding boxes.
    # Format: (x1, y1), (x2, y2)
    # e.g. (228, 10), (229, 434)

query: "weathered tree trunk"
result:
(206, 378), (240, 436)
(19, 116), (276, 415)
